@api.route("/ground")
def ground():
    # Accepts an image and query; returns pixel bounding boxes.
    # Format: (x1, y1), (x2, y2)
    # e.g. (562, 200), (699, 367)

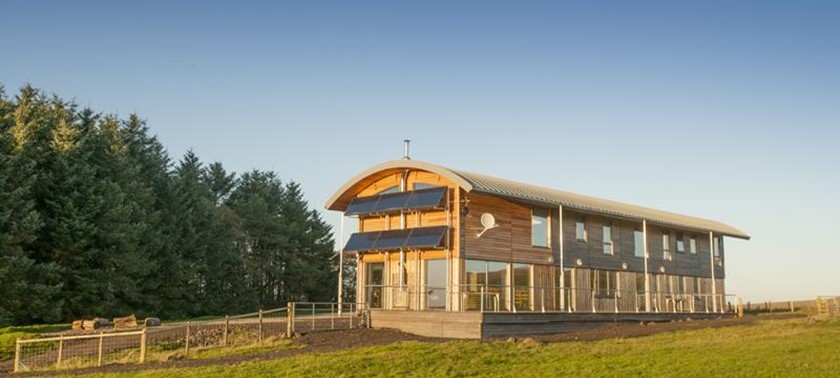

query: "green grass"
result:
(54, 317), (840, 377)
(0, 323), (66, 361)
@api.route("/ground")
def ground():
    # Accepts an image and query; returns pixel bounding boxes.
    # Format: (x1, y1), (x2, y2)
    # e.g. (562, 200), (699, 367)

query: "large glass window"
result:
(531, 208), (549, 247)
(662, 232), (672, 261)
(634, 230), (644, 257)
(513, 263), (531, 311)
(487, 261), (508, 311)
(576, 219), (587, 241)
(603, 225), (613, 255)
(465, 260), (508, 311)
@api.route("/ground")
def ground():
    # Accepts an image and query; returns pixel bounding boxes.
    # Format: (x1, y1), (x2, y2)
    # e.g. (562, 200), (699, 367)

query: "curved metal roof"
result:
(326, 159), (750, 240)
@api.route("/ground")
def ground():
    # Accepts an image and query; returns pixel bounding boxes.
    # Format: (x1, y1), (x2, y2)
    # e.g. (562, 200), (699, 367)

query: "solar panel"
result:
(374, 229), (412, 250)
(404, 226), (447, 249)
(372, 191), (410, 213)
(342, 226), (448, 252)
(345, 195), (380, 216)
(405, 187), (446, 210)
(344, 232), (379, 252)
(345, 187), (446, 217)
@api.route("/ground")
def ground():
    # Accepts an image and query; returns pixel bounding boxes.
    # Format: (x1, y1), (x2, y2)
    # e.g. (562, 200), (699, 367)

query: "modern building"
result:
(326, 157), (749, 338)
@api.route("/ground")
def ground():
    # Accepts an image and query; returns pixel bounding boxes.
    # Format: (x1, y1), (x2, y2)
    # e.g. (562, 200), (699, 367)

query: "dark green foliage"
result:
(0, 85), (337, 326)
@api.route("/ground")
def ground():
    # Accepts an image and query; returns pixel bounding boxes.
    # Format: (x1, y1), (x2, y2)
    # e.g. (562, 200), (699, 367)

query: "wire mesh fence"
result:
(13, 302), (368, 373)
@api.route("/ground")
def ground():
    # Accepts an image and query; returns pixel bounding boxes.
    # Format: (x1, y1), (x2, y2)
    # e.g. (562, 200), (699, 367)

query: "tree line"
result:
(0, 85), (341, 326)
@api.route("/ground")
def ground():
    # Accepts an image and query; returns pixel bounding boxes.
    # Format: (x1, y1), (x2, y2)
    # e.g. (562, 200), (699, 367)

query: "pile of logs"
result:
(71, 317), (109, 331)
(70, 314), (161, 331)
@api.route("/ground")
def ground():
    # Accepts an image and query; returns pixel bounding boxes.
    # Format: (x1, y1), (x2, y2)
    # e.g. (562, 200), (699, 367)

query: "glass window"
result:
(713, 236), (721, 257)
(690, 237), (697, 254)
(425, 259), (447, 309)
(603, 225), (613, 255)
(531, 208), (549, 247)
(487, 261), (508, 311)
(634, 230), (644, 257)
(366, 262), (384, 309)
(465, 260), (486, 289)
(413, 182), (437, 190)
(576, 220), (587, 241)
(592, 270), (617, 297)
(513, 263), (531, 311)
(676, 232), (685, 253)
(377, 185), (399, 195)
(662, 232), (672, 261)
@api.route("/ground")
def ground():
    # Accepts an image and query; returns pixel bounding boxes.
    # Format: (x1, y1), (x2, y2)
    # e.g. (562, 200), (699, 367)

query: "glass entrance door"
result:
(425, 259), (446, 309)
(367, 262), (384, 309)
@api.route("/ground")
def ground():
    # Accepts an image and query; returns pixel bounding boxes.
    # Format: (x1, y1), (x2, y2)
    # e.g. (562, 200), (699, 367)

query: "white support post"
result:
(558, 205), (565, 311)
(643, 220), (651, 312)
(709, 231), (717, 313)
(445, 188), (451, 311)
(338, 214), (344, 315)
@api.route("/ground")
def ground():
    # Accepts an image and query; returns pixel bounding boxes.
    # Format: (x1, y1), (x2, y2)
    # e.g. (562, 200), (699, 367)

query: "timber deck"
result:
(370, 310), (731, 339)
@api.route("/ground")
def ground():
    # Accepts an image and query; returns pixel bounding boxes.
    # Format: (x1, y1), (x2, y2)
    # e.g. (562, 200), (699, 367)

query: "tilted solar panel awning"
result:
(344, 186), (446, 216)
(343, 226), (448, 252)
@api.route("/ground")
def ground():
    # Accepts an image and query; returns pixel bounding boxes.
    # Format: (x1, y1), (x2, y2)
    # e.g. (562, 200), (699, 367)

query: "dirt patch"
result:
(6, 313), (804, 377)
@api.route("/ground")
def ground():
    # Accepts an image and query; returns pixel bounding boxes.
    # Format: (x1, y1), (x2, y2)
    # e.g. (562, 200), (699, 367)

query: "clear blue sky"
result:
(3, 1), (838, 302)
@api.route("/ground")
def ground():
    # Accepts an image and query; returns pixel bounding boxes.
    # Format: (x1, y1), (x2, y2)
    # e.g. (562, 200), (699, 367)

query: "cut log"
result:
(71, 320), (84, 330)
(144, 317), (161, 327)
(82, 320), (100, 330)
(114, 314), (138, 329)
(95, 317), (110, 328)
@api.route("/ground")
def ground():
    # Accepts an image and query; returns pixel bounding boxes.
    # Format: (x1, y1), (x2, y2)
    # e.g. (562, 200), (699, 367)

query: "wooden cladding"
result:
(461, 193), (553, 265)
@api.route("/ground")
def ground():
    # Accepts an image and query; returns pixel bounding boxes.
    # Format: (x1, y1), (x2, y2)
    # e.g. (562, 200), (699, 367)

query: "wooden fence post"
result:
(258, 309), (264, 344)
(14, 339), (21, 373)
(737, 298), (744, 318)
(223, 315), (230, 346)
(789, 301), (795, 313)
(185, 322), (191, 356)
(97, 332), (104, 366)
(139, 328), (147, 363)
(286, 302), (295, 337)
(56, 335), (63, 368)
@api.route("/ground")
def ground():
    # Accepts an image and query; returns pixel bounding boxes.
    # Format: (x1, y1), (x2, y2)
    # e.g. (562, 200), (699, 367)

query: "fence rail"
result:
(13, 302), (368, 373)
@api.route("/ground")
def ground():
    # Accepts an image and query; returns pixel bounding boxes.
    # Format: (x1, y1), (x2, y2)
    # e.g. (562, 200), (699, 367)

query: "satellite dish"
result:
(477, 213), (499, 237)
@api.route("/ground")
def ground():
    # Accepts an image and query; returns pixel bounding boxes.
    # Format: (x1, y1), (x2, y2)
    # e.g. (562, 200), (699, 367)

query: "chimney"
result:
(403, 139), (411, 160)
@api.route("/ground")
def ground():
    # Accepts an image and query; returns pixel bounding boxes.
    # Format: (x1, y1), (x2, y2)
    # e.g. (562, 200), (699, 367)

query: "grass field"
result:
(56, 315), (839, 378)
(0, 324), (66, 361)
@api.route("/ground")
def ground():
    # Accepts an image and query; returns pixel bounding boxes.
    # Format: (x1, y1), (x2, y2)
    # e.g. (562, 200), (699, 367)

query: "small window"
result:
(676, 232), (685, 253)
(603, 225), (613, 255)
(634, 230), (644, 257)
(378, 185), (399, 195)
(413, 182), (436, 190)
(689, 237), (697, 254)
(713, 236), (721, 257)
(576, 220), (587, 241)
(662, 232), (672, 261)
(531, 208), (549, 247)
